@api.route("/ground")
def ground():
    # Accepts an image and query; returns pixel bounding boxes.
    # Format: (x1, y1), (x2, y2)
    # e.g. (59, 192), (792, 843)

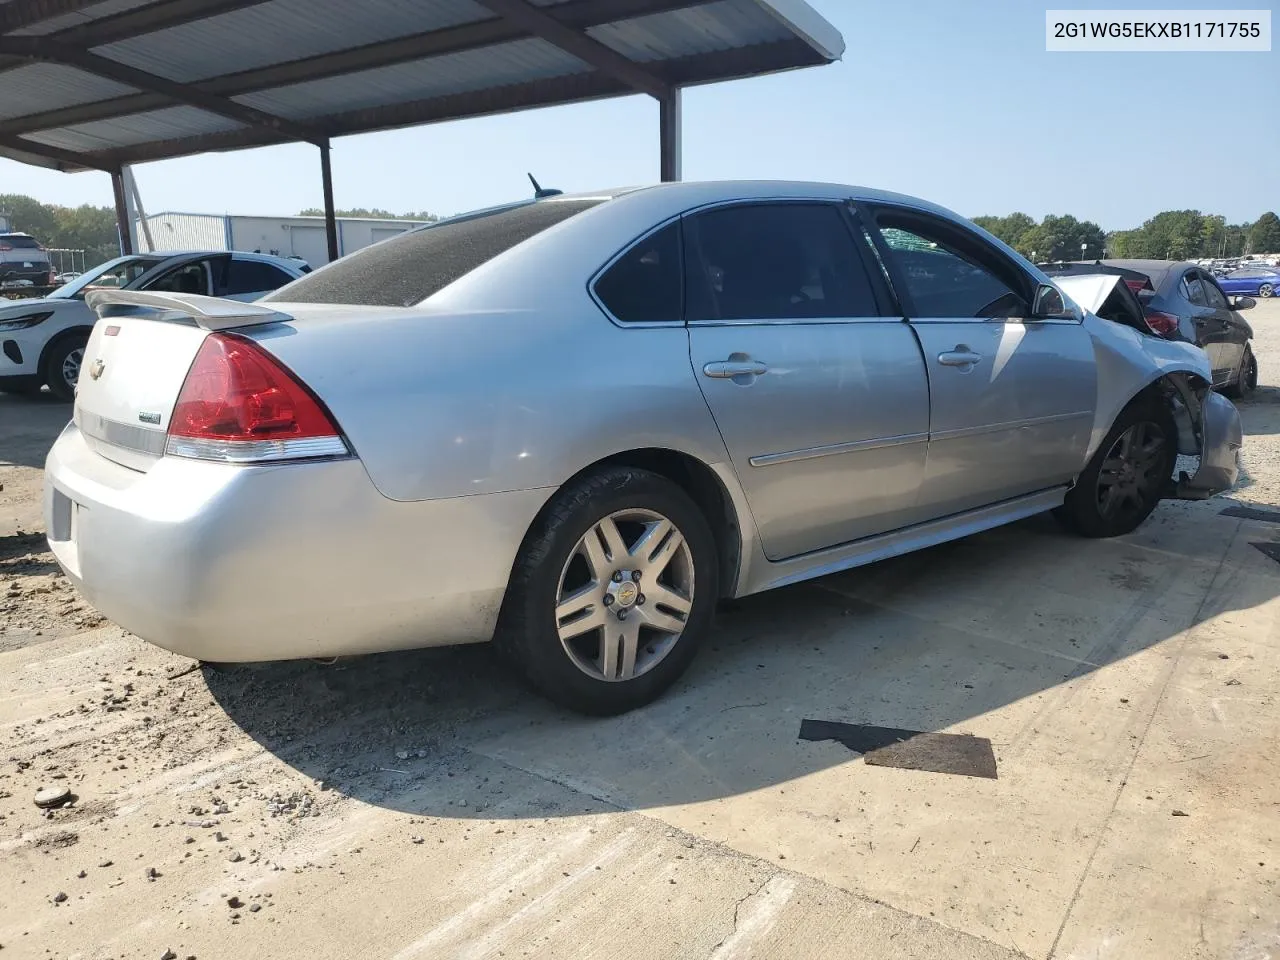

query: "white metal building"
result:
(134, 212), (431, 267)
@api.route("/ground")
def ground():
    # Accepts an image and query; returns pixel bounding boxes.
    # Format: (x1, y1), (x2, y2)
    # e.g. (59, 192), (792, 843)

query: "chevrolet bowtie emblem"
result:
(89, 358), (105, 380)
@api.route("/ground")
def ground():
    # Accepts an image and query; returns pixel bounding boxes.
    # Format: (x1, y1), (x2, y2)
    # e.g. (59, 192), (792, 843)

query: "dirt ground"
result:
(2, 303), (1279, 960)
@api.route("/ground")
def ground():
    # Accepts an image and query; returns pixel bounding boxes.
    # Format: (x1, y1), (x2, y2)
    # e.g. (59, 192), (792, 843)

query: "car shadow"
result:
(203, 500), (1278, 821)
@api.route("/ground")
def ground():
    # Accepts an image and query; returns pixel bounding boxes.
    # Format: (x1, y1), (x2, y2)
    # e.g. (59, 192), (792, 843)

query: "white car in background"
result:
(0, 251), (308, 401)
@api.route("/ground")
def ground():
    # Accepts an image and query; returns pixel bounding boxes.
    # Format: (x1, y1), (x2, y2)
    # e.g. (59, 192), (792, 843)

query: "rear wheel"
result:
(43, 335), (87, 403)
(497, 467), (718, 715)
(1224, 346), (1257, 400)
(1258, 283), (1274, 298)
(1056, 400), (1177, 538)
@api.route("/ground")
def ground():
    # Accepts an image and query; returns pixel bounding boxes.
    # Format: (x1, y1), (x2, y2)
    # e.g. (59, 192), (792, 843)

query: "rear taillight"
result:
(1123, 279), (1148, 293)
(165, 333), (349, 463)
(0, 243), (11, 252)
(1143, 309), (1180, 337)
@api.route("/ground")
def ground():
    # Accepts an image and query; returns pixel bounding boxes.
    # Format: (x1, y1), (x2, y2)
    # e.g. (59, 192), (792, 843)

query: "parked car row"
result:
(0, 250), (307, 400)
(43, 180), (1244, 714)
(1038, 258), (1259, 398)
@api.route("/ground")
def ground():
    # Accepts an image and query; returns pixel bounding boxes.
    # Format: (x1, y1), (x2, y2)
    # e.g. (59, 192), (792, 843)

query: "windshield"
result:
(48, 255), (165, 299)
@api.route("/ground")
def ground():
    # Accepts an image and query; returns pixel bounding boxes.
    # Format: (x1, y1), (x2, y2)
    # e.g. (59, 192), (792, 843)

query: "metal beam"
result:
(110, 168), (132, 255)
(474, 0), (669, 98)
(0, 0), (708, 136)
(319, 141), (338, 263)
(0, 0), (272, 72)
(0, 0), (110, 34)
(0, 36), (324, 143)
(0, 132), (101, 169)
(659, 88), (681, 181)
(85, 38), (821, 167)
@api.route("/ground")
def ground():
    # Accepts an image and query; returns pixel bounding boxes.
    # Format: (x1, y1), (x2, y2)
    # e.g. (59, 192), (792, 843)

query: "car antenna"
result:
(528, 173), (563, 200)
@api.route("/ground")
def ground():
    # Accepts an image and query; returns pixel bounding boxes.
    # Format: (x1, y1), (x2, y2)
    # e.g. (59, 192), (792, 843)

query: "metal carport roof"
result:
(0, 0), (842, 171)
(0, 0), (842, 259)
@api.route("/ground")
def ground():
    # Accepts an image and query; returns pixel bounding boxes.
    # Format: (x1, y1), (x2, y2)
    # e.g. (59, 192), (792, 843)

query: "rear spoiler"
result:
(85, 289), (290, 332)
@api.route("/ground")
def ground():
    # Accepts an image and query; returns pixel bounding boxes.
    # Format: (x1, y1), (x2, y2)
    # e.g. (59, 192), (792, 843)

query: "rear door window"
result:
(146, 260), (211, 296)
(682, 202), (880, 321)
(1181, 273), (1207, 306)
(269, 199), (604, 307)
(217, 259), (296, 296)
(593, 222), (682, 323)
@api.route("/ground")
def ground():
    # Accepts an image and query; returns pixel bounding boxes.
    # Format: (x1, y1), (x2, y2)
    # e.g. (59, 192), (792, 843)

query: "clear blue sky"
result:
(1, 0), (1276, 230)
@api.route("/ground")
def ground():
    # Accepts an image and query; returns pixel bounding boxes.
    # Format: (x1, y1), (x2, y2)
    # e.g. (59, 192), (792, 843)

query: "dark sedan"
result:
(1040, 259), (1257, 398)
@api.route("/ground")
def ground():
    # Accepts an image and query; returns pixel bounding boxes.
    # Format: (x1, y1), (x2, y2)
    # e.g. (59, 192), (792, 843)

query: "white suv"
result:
(0, 250), (308, 401)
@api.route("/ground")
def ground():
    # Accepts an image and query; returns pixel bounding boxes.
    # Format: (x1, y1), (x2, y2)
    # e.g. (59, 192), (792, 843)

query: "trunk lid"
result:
(74, 291), (292, 471)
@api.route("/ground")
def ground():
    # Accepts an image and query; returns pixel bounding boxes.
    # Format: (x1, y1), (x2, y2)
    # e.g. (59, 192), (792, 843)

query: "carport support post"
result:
(319, 140), (339, 264)
(659, 88), (682, 182)
(110, 168), (133, 256)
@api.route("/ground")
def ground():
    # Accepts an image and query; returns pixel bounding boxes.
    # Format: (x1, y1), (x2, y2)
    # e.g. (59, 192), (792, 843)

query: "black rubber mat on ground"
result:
(798, 719), (998, 780)
(1221, 506), (1280, 524)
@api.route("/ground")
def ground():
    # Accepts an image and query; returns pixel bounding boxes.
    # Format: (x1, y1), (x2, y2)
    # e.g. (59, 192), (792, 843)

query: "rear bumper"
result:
(43, 423), (550, 662)
(1175, 390), (1243, 500)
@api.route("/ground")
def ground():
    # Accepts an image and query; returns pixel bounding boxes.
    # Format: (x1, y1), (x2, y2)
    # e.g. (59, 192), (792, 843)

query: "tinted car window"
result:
(1182, 273), (1207, 306)
(875, 219), (1024, 318)
(146, 261), (209, 295)
(219, 259), (294, 296)
(683, 203), (878, 321)
(594, 222), (681, 323)
(270, 199), (604, 307)
(1201, 275), (1230, 309)
(1, 235), (40, 249)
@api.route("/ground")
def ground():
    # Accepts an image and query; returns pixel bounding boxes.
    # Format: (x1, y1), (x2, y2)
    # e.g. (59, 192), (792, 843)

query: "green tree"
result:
(1249, 212), (1280, 253)
(972, 212), (1035, 248)
(1012, 214), (1107, 261)
(0, 194), (120, 265)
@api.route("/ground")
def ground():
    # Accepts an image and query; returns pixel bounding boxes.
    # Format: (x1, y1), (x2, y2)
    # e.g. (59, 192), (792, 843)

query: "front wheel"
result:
(42, 335), (87, 403)
(497, 467), (718, 715)
(1056, 400), (1177, 538)
(1259, 283), (1274, 298)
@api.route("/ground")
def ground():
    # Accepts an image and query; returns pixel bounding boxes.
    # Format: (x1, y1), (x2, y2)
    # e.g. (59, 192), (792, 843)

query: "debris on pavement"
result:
(33, 786), (71, 808)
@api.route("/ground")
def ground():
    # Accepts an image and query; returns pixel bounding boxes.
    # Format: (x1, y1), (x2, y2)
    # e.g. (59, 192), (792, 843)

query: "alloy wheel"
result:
(1095, 421), (1168, 524)
(1260, 283), (1274, 298)
(61, 347), (84, 390)
(555, 509), (695, 683)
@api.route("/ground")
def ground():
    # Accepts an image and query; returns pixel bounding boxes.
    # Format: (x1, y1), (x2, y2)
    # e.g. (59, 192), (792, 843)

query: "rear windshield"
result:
(267, 199), (604, 307)
(1, 235), (41, 249)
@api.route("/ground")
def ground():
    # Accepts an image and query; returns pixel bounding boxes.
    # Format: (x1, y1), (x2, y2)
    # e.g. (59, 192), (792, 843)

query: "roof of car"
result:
(1098, 259), (1199, 289)
(139, 249), (305, 268)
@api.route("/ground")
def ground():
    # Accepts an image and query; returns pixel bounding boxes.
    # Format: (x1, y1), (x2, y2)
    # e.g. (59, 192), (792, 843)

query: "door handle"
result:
(702, 359), (769, 379)
(938, 350), (983, 367)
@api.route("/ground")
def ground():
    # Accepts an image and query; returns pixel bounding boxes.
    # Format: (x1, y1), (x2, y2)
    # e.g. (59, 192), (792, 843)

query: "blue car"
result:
(1217, 267), (1279, 298)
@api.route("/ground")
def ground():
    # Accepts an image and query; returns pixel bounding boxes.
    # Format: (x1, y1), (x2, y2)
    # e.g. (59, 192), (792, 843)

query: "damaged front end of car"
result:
(1162, 373), (1243, 499)
(1055, 273), (1243, 502)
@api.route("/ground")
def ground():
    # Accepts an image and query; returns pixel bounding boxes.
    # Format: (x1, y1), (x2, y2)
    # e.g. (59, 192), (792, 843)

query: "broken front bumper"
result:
(1175, 390), (1243, 500)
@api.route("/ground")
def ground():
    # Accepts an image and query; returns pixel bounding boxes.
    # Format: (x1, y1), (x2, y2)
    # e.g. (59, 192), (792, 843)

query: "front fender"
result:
(1174, 389), (1242, 499)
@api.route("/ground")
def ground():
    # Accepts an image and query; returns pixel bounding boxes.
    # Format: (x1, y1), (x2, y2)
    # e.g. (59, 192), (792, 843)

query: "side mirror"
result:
(1031, 283), (1078, 321)
(1231, 296), (1256, 311)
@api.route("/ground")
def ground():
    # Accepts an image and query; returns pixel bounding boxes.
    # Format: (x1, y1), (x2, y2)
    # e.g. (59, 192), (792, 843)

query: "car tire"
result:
(1055, 398), (1177, 539)
(1224, 346), (1257, 401)
(1259, 283), (1274, 298)
(42, 334), (87, 403)
(497, 466), (719, 715)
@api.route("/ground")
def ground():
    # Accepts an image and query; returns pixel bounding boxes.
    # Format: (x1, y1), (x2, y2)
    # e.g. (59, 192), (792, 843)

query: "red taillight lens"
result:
(0, 243), (12, 252)
(166, 333), (348, 462)
(1123, 278), (1148, 293)
(1143, 309), (1180, 337)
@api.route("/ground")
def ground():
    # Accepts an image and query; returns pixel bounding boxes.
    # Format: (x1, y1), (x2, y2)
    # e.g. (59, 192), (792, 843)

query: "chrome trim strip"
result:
(931, 409), (1093, 442)
(165, 434), (351, 463)
(74, 407), (167, 456)
(749, 431), (928, 467)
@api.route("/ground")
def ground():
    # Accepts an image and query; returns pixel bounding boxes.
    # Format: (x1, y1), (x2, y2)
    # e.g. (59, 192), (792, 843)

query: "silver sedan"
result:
(43, 181), (1242, 714)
